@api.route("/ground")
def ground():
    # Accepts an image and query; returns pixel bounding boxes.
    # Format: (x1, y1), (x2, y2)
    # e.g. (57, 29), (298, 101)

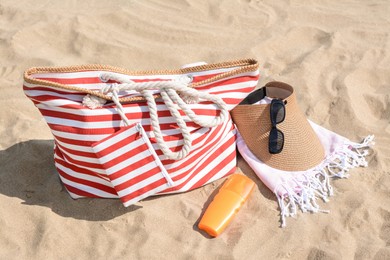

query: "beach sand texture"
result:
(1, 0), (389, 259)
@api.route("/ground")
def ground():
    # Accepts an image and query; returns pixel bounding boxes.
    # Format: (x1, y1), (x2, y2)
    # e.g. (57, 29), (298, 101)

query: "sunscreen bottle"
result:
(198, 174), (255, 237)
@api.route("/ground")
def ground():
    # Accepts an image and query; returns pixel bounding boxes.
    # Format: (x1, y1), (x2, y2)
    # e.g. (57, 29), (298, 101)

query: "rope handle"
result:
(84, 73), (228, 160)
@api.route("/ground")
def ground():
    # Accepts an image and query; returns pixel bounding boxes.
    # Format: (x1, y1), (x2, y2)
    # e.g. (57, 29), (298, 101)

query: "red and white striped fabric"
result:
(23, 59), (259, 206)
(91, 123), (174, 206)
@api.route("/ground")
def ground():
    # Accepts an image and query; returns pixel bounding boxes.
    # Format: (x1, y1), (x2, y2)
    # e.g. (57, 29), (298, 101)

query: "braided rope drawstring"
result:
(84, 73), (228, 160)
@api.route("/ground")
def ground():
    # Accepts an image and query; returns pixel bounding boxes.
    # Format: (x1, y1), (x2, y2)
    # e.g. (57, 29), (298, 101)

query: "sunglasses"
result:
(269, 99), (285, 154)
(238, 87), (286, 154)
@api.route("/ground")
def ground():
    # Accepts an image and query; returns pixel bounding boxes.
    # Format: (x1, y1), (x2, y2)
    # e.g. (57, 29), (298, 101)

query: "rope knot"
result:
(101, 83), (120, 95)
(82, 94), (107, 109)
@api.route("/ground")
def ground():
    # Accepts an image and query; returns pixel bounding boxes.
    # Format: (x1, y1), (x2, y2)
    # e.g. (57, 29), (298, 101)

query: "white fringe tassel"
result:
(276, 135), (375, 227)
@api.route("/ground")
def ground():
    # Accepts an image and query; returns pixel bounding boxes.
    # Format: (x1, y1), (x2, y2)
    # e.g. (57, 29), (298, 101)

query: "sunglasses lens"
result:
(269, 128), (284, 154)
(269, 99), (285, 154)
(271, 100), (285, 124)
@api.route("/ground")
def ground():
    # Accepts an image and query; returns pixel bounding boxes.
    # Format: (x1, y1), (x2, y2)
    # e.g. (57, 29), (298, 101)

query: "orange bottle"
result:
(198, 174), (255, 237)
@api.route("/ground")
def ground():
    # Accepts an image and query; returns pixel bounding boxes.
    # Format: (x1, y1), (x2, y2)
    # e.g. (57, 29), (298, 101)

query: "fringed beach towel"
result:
(231, 81), (374, 226)
(23, 59), (260, 206)
(237, 125), (374, 227)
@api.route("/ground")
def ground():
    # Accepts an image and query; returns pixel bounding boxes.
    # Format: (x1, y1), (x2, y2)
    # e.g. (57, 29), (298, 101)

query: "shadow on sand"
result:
(0, 139), (141, 221)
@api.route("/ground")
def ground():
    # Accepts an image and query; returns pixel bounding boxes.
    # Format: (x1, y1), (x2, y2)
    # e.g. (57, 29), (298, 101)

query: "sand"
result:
(1, 0), (389, 259)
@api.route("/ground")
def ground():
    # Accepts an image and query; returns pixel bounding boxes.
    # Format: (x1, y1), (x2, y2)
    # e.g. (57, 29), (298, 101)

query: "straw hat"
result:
(231, 81), (325, 171)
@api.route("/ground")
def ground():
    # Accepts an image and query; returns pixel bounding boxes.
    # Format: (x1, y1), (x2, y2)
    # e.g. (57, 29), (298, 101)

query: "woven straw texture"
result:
(231, 82), (325, 171)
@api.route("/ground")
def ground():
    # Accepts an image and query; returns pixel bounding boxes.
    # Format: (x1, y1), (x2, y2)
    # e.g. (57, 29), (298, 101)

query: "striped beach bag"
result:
(23, 59), (259, 206)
